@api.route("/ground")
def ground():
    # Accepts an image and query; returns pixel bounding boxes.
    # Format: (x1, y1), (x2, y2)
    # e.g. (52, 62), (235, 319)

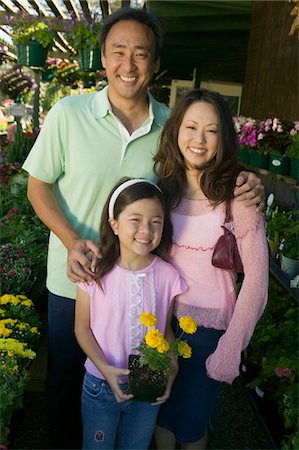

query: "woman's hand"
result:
(233, 171), (265, 212)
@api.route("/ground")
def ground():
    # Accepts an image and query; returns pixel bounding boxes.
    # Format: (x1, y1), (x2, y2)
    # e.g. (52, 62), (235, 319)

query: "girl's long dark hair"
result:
(95, 177), (173, 289)
(154, 89), (240, 209)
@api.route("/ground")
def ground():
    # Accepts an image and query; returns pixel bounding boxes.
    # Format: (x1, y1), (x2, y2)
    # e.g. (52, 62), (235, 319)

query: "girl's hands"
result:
(101, 365), (134, 403)
(152, 358), (178, 405)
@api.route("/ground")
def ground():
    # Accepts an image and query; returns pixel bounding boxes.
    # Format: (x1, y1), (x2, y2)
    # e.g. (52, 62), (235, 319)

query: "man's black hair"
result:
(100, 7), (164, 61)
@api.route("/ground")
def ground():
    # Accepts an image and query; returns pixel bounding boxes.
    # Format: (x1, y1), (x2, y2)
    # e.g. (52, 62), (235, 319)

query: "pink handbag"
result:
(212, 201), (243, 274)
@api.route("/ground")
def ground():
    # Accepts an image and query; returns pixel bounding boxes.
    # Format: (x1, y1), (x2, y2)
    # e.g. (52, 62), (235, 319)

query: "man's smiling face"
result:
(101, 20), (160, 104)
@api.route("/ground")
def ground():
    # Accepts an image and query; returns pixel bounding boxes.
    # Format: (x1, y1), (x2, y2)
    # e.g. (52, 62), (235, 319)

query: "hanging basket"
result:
(17, 43), (49, 68)
(79, 47), (102, 71)
(128, 354), (167, 403)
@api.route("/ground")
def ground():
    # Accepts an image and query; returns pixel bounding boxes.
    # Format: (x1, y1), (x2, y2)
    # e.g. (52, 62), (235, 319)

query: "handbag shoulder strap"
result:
(225, 200), (232, 223)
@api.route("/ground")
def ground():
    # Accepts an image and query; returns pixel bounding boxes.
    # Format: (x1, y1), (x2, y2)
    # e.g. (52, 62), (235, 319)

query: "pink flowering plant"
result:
(257, 117), (293, 155)
(0, 243), (35, 296)
(286, 123), (299, 159)
(0, 162), (22, 186)
(234, 116), (259, 149)
(243, 280), (298, 448)
(0, 173), (48, 296)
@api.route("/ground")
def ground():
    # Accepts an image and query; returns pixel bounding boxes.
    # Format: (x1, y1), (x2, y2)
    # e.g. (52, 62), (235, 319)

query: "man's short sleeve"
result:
(22, 100), (67, 183)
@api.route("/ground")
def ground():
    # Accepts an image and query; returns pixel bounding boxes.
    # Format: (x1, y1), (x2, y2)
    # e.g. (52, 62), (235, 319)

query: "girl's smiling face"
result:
(178, 101), (219, 171)
(109, 197), (164, 267)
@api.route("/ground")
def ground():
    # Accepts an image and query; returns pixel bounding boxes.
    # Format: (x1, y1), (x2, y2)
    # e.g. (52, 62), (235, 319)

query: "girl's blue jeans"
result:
(82, 371), (160, 450)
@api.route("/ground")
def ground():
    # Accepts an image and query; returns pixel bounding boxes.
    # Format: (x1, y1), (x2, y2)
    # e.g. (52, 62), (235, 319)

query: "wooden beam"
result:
(45, 0), (64, 18)
(0, 0), (17, 12)
(79, 0), (92, 22)
(100, 0), (109, 17)
(64, 0), (81, 19)
(27, 0), (40, 14)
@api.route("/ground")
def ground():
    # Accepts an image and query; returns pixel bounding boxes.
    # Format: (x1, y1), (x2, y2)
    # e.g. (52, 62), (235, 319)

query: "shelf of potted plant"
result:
(242, 279), (298, 449)
(234, 115), (259, 164)
(256, 117), (294, 176)
(10, 13), (55, 68)
(286, 130), (299, 181)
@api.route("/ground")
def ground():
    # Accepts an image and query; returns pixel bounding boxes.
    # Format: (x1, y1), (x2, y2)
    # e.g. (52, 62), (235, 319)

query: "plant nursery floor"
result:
(9, 330), (277, 450)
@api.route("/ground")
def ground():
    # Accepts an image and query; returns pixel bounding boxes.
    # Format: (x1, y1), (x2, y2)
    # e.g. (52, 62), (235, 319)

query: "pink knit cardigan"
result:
(169, 198), (269, 384)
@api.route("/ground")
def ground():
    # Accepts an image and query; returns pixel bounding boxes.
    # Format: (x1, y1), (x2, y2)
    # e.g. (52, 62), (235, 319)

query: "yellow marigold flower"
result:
(157, 338), (170, 354)
(16, 295), (28, 300)
(179, 316), (198, 334)
(140, 312), (157, 328)
(30, 327), (39, 334)
(178, 341), (192, 359)
(145, 329), (163, 348)
(17, 323), (27, 330)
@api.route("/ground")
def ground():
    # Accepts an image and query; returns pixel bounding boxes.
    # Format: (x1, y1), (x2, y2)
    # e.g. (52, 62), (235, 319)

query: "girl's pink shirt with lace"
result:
(170, 198), (269, 384)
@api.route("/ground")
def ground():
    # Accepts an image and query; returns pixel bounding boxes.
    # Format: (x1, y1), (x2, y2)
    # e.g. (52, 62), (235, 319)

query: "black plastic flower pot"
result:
(128, 354), (167, 403)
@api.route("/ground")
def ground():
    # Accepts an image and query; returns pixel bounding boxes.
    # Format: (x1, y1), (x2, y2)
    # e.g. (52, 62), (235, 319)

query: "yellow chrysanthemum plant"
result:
(0, 294), (41, 446)
(137, 312), (198, 376)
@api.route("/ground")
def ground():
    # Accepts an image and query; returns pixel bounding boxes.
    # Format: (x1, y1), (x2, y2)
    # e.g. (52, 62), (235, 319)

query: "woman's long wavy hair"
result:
(95, 177), (173, 289)
(154, 89), (240, 209)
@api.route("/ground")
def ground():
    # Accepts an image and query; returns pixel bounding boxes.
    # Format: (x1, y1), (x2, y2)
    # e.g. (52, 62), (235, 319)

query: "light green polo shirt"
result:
(22, 86), (170, 299)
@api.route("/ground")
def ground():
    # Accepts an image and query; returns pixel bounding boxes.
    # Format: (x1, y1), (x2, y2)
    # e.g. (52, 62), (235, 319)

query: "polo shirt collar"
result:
(93, 86), (165, 127)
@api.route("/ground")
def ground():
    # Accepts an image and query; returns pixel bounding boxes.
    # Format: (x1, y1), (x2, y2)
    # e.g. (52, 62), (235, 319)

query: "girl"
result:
(153, 89), (269, 449)
(75, 178), (186, 450)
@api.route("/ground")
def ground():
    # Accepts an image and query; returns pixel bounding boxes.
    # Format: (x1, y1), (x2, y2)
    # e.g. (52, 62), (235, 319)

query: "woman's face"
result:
(178, 101), (219, 170)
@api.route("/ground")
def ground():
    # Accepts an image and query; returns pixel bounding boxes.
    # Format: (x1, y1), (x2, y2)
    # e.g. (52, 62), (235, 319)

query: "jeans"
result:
(82, 372), (160, 450)
(46, 292), (86, 449)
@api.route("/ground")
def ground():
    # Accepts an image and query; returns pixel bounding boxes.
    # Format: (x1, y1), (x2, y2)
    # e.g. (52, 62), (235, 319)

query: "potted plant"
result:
(280, 217), (299, 279)
(65, 15), (102, 71)
(257, 117), (293, 175)
(0, 68), (35, 103)
(234, 116), (259, 164)
(10, 13), (55, 68)
(128, 313), (198, 402)
(264, 205), (293, 255)
(286, 125), (299, 181)
(0, 293), (41, 447)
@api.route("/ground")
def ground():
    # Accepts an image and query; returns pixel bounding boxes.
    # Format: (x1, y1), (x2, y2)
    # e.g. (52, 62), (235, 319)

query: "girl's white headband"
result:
(108, 179), (162, 219)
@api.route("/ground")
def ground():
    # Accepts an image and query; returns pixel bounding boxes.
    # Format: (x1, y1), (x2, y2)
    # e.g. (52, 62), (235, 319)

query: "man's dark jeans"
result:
(46, 292), (85, 449)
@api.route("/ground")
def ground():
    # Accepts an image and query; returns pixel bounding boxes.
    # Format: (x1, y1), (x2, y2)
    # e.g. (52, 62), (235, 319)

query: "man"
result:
(22, 7), (264, 449)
